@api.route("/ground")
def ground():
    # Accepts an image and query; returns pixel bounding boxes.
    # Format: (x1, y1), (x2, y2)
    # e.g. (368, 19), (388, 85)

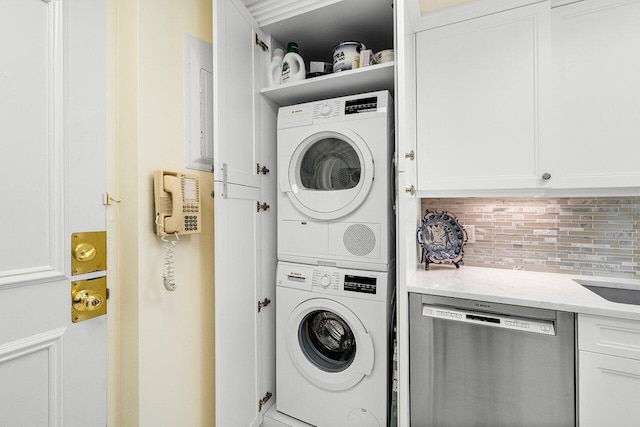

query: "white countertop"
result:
(408, 265), (640, 321)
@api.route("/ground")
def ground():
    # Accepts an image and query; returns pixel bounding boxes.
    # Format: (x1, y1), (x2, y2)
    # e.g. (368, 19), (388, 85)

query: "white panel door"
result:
(0, 0), (106, 426)
(550, 0), (640, 189)
(214, 0), (275, 424)
(213, 182), (262, 427)
(415, 1), (551, 193)
(213, 0), (261, 189)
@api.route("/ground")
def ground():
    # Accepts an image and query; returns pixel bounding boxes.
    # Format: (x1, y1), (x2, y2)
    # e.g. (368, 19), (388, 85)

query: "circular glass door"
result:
(286, 298), (374, 391)
(299, 138), (361, 191)
(298, 310), (356, 372)
(287, 130), (374, 220)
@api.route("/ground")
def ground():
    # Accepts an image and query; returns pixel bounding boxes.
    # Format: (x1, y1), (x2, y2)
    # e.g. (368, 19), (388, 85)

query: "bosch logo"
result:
(475, 303), (491, 308)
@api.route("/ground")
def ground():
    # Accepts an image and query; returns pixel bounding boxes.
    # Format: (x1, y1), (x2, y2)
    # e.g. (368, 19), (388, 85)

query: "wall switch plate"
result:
(465, 225), (476, 243)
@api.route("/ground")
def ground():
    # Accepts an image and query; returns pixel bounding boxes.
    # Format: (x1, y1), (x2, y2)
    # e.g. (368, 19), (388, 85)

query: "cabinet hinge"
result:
(222, 163), (228, 199)
(255, 34), (269, 52)
(257, 201), (270, 212)
(256, 163), (270, 175)
(258, 297), (271, 312)
(258, 391), (273, 412)
(106, 288), (110, 300)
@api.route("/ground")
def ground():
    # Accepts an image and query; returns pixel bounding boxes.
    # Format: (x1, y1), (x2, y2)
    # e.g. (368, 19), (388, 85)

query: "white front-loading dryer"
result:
(277, 91), (394, 272)
(276, 262), (394, 427)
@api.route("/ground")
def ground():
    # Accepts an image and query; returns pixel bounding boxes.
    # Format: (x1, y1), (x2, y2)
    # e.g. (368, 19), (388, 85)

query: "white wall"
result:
(107, 0), (215, 425)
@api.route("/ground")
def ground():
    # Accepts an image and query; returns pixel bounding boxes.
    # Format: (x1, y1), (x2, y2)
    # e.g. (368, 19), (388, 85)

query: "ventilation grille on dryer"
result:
(343, 224), (376, 256)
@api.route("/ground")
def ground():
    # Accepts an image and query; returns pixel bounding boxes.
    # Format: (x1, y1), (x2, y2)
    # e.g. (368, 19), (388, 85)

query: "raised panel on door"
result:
(415, 2), (551, 193)
(214, 181), (262, 427)
(550, 0), (640, 189)
(0, 0), (106, 425)
(213, 0), (262, 188)
(579, 351), (640, 426)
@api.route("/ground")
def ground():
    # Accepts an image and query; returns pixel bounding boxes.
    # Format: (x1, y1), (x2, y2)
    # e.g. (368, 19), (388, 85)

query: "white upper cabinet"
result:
(213, 0), (262, 189)
(415, 2), (551, 194)
(550, 0), (640, 190)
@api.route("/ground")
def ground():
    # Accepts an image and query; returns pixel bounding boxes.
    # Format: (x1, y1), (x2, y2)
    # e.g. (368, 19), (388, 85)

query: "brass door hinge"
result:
(258, 298), (271, 312)
(257, 201), (270, 212)
(259, 391), (273, 412)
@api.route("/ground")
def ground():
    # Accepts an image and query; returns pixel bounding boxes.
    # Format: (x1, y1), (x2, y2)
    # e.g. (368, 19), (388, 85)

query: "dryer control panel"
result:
(344, 274), (377, 294)
(278, 91), (391, 128)
(344, 96), (378, 115)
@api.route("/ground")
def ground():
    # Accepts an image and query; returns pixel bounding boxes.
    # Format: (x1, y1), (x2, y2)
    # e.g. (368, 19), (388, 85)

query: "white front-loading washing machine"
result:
(277, 91), (394, 272)
(276, 261), (394, 427)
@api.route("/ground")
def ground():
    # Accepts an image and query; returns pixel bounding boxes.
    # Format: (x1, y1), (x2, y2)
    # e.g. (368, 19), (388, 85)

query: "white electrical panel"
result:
(183, 33), (213, 172)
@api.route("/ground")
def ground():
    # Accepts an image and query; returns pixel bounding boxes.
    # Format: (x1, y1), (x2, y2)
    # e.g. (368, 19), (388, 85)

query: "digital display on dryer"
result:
(345, 97), (378, 114)
(344, 275), (377, 294)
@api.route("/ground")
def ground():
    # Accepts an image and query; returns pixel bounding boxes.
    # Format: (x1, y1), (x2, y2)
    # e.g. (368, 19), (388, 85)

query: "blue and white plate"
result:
(417, 210), (468, 268)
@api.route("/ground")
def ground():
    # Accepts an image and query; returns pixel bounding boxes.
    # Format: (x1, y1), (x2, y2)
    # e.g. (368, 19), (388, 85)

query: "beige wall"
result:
(107, 0), (215, 425)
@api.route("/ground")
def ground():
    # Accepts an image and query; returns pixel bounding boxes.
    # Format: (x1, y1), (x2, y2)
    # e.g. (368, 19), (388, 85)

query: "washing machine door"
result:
(285, 130), (374, 220)
(286, 298), (374, 391)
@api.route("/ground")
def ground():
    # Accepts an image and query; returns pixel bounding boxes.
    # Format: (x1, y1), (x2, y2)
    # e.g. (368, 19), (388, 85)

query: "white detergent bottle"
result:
(268, 48), (284, 86)
(281, 42), (306, 83)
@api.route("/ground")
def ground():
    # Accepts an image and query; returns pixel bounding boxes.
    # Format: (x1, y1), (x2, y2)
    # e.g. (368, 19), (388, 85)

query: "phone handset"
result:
(162, 174), (183, 233)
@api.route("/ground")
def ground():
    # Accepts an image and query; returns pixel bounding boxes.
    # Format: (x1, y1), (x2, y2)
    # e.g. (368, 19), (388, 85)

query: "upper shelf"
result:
(260, 62), (395, 106)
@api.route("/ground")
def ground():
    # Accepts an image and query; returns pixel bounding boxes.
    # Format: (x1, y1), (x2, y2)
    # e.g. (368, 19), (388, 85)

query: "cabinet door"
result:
(579, 351), (640, 426)
(213, 0), (270, 425)
(551, 0), (640, 189)
(214, 182), (262, 427)
(213, 0), (261, 188)
(415, 2), (551, 193)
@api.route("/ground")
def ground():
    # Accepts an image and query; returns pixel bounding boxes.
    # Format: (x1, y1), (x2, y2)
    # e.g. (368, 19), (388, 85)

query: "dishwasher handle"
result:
(422, 304), (556, 336)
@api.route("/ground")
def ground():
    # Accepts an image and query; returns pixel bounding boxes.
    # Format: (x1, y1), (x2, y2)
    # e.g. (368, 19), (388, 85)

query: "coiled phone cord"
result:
(155, 213), (179, 291)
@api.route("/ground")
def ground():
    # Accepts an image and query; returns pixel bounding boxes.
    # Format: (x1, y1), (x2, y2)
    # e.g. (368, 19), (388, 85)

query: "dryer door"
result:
(286, 130), (374, 220)
(286, 298), (374, 391)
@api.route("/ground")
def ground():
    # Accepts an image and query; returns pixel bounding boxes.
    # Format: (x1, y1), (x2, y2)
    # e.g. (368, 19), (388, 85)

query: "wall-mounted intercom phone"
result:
(154, 170), (201, 235)
(153, 170), (201, 292)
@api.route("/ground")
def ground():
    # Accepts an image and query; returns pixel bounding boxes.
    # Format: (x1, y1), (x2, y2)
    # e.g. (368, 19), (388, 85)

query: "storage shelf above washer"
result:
(260, 62), (394, 106)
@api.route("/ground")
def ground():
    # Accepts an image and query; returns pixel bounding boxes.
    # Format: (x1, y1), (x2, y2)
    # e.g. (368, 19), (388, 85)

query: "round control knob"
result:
(320, 104), (332, 117)
(319, 274), (331, 288)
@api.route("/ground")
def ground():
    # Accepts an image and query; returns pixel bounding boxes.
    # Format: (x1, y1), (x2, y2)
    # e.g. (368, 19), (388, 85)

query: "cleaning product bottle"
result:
(268, 48), (284, 86)
(281, 42), (306, 84)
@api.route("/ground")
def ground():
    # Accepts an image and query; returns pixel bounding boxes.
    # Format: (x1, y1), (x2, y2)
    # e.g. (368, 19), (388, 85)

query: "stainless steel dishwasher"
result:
(409, 293), (576, 427)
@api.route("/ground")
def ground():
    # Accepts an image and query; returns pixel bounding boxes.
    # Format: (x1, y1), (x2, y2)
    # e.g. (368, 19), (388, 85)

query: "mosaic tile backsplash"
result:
(421, 198), (640, 279)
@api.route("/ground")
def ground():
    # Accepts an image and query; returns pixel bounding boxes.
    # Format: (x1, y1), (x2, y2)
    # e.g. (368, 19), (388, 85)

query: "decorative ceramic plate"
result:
(417, 210), (468, 268)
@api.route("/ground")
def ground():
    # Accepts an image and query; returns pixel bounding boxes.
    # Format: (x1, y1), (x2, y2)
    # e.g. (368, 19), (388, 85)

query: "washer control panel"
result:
(277, 262), (390, 301)
(309, 268), (378, 295)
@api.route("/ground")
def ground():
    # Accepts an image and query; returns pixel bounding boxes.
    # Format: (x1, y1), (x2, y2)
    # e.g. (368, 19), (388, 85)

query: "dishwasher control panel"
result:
(422, 305), (556, 335)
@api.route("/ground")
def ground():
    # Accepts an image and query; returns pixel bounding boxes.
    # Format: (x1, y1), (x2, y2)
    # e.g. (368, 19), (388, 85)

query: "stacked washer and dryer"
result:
(275, 91), (396, 427)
